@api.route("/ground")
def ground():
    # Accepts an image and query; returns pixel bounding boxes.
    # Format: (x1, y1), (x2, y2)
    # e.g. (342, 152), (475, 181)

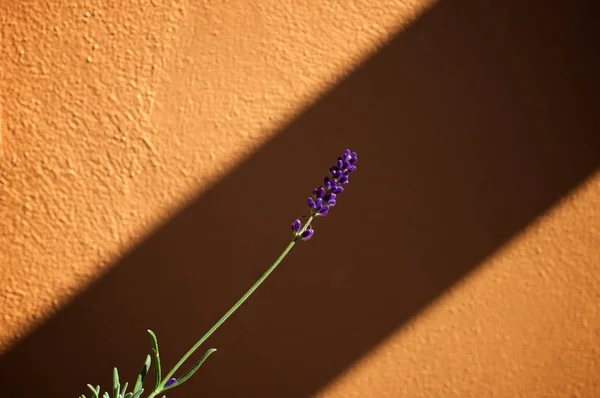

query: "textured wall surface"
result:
(0, 0), (426, 349)
(317, 175), (600, 397)
(0, 0), (599, 397)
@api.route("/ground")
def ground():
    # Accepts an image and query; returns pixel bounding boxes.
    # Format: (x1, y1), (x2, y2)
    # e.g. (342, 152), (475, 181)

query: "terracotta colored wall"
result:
(0, 0), (598, 397)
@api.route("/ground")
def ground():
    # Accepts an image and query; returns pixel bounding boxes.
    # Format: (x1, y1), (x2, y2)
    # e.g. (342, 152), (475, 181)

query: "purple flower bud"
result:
(330, 179), (338, 187)
(342, 160), (350, 169)
(344, 149), (351, 156)
(349, 154), (357, 164)
(330, 167), (342, 179)
(337, 159), (344, 169)
(291, 219), (301, 234)
(301, 229), (314, 241)
(313, 186), (325, 199)
(165, 378), (177, 387)
(323, 193), (336, 203)
(346, 165), (357, 174)
(328, 199), (337, 207)
(338, 175), (349, 184)
(332, 186), (344, 194)
(324, 177), (331, 190)
(317, 205), (329, 216)
(308, 197), (317, 208)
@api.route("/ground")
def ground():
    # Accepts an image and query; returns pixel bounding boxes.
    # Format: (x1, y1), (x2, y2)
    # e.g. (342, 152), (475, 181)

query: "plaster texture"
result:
(0, 0), (426, 349)
(0, 0), (598, 397)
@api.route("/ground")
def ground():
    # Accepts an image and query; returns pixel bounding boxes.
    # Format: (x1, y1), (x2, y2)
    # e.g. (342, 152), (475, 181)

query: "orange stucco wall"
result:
(0, 0), (598, 397)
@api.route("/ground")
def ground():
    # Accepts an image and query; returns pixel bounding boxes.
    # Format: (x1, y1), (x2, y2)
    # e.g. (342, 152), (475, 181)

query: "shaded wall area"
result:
(1, 0), (599, 397)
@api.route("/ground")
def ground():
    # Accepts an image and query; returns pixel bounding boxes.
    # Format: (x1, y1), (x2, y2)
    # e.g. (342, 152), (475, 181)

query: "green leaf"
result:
(124, 394), (133, 398)
(131, 389), (144, 398)
(163, 348), (217, 391)
(103, 393), (110, 398)
(81, 395), (87, 398)
(134, 355), (151, 392)
(121, 382), (128, 397)
(87, 384), (100, 398)
(113, 368), (120, 398)
(147, 330), (161, 391)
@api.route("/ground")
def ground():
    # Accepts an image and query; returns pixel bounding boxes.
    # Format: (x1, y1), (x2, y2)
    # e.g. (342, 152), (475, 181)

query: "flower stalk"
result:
(81, 149), (357, 398)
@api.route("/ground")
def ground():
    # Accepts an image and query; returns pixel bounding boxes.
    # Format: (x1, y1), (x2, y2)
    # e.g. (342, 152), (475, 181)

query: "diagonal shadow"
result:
(1, 0), (598, 397)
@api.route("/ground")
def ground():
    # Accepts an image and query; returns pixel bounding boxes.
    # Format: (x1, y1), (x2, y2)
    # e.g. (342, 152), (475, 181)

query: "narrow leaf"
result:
(113, 368), (120, 398)
(121, 382), (128, 397)
(124, 394), (133, 398)
(103, 393), (110, 398)
(134, 355), (151, 392)
(147, 330), (161, 391)
(163, 348), (217, 391)
(87, 384), (100, 398)
(131, 389), (144, 398)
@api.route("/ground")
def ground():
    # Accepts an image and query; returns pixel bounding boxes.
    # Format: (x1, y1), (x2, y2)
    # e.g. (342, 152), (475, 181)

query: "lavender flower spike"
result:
(291, 149), (358, 241)
(309, 149), (357, 217)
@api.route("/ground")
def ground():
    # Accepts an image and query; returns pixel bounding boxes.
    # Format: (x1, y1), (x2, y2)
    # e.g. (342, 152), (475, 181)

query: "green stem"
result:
(147, 216), (313, 397)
